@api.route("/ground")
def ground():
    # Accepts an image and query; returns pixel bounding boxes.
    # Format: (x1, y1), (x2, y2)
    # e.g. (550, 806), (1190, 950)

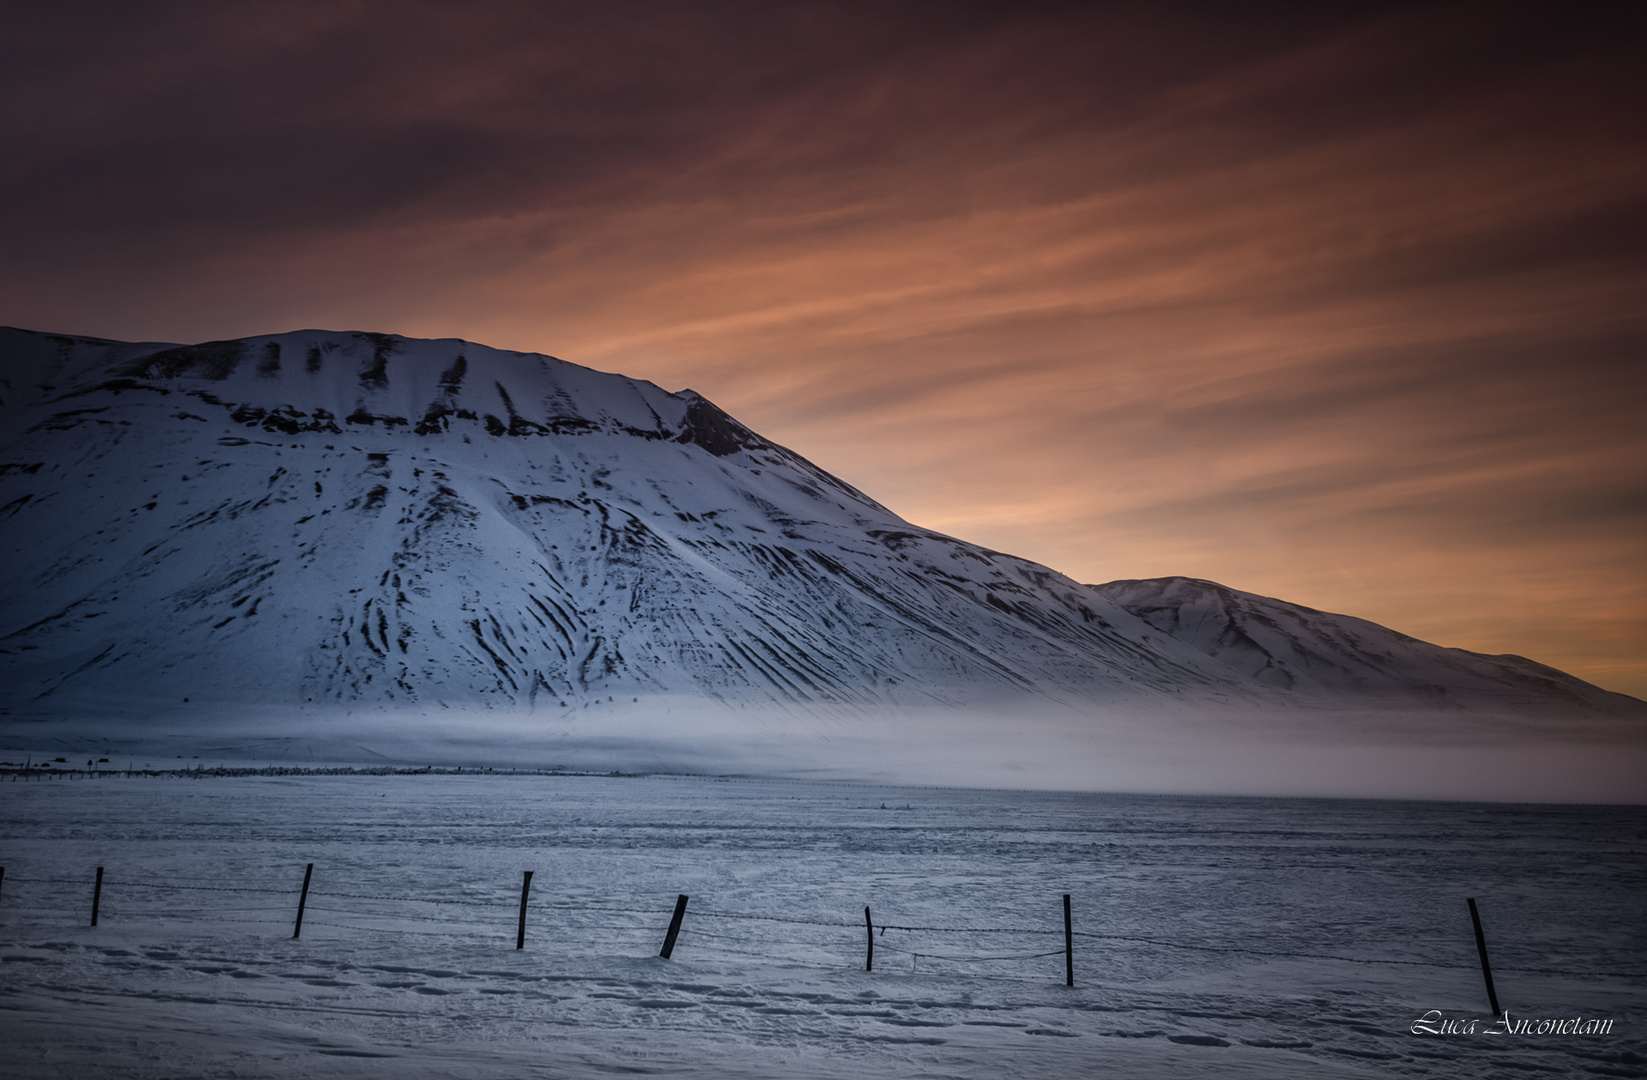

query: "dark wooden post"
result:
(91, 867), (104, 927)
(659, 894), (689, 959)
(293, 863), (313, 939)
(1063, 893), (1073, 987)
(516, 871), (534, 949)
(865, 906), (874, 972)
(1467, 897), (1501, 1017)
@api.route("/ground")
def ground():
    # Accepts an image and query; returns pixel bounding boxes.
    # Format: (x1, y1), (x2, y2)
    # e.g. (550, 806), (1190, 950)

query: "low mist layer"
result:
(10, 698), (1644, 804)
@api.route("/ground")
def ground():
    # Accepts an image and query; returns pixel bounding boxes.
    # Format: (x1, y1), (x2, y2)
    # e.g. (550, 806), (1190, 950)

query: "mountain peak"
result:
(1, 327), (1640, 740)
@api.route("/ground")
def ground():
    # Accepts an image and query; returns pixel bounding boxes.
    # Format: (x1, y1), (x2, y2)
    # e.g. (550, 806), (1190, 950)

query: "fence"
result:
(0, 863), (1641, 1014)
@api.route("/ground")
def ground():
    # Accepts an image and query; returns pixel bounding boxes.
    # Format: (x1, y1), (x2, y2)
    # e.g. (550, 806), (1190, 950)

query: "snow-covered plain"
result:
(1, 773), (1642, 1078)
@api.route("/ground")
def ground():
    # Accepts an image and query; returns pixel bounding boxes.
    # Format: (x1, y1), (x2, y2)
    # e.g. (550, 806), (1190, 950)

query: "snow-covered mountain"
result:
(0, 327), (1640, 734)
(1088, 576), (1624, 712)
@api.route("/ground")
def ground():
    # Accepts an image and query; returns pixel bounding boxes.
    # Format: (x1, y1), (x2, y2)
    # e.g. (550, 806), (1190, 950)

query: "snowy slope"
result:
(0, 327), (1239, 719)
(1087, 576), (1637, 715)
(0, 326), (1640, 731)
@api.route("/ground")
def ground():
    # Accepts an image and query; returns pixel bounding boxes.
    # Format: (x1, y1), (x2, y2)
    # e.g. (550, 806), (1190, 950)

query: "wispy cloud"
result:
(2, 1), (1643, 695)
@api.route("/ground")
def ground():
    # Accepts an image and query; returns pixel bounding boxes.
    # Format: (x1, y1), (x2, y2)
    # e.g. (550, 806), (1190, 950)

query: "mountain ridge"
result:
(1089, 575), (1636, 713)
(1, 326), (1640, 738)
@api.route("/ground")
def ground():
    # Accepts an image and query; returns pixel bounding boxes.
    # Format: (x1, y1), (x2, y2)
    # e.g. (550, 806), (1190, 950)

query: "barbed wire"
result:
(3, 874), (298, 893)
(304, 905), (500, 925)
(875, 922), (1059, 935)
(108, 879), (297, 895)
(684, 940), (846, 973)
(3, 870), (1641, 979)
(874, 941), (1067, 963)
(692, 908), (858, 928)
(3, 876), (106, 886)
(317, 891), (509, 908)
(541, 924), (659, 933)
(303, 918), (508, 939)
(685, 927), (843, 949)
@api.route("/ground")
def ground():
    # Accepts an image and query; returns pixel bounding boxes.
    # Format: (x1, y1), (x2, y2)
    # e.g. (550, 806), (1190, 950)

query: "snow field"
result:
(0, 773), (1643, 1078)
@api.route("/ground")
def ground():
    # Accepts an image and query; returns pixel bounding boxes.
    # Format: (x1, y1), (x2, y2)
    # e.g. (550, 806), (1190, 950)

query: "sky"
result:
(3, 0), (1644, 698)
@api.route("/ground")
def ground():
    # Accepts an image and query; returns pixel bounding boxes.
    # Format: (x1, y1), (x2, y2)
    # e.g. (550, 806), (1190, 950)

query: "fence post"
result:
(1466, 897), (1502, 1017)
(293, 863), (313, 939)
(659, 894), (689, 959)
(1063, 893), (1073, 987)
(865, 906), (874, 972)
(516, 871), (534, 950)
(91, 867), (104, 927)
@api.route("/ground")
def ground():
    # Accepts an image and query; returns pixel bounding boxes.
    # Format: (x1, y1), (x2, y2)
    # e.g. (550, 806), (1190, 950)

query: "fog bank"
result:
(6, 697), (1643, 804)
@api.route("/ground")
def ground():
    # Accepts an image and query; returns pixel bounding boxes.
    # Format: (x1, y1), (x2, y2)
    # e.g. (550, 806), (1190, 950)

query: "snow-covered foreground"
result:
(0, 774), (1642, 1078)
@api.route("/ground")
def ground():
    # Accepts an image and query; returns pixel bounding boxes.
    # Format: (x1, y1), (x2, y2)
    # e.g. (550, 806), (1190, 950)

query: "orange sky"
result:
(4, 1), (1644, 696)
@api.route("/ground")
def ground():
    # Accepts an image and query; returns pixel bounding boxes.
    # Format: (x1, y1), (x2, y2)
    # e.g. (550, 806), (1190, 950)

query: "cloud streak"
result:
(2, 0), (1643, 695)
